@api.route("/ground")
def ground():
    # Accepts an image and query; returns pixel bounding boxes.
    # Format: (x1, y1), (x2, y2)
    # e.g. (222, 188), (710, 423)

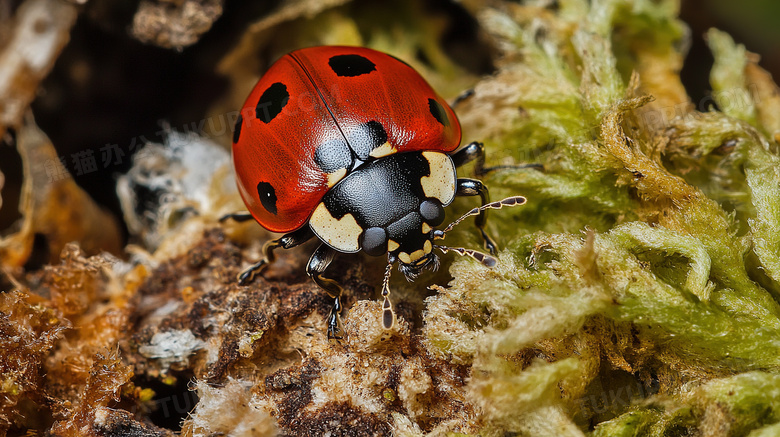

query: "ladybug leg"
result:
(306, 244), (345, 340)
(456, 178), (498, 255)
(451, 141), (543, 176)
(451, 141), (486, 175)
(237, 227), (314, 285)
(450, 88), (475, 108)
(219, 211), (255, 223)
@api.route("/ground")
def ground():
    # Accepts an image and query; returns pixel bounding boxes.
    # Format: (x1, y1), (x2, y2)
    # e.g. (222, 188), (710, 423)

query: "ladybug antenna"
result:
(432, 196), (526, 268)
(434, 244), (497, 268)
(381, 259), (395, 330)
(437, 196), (527, 236)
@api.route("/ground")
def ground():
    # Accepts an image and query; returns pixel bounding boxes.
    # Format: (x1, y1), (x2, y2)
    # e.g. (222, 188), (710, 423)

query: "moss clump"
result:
(424, 0), (780, 434)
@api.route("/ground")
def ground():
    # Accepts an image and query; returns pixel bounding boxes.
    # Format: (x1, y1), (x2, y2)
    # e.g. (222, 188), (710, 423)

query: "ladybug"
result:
(225, 46), (526, 339)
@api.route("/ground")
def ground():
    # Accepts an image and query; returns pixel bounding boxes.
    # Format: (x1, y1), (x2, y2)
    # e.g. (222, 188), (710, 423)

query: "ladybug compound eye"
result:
(328, 54), (376, 77)
(256, 181), (278, 215)
(360, 227), (388, 256)
(255, 82), (289, 124)
(428, 98), (450, 127)
(419, 200), (445, 227)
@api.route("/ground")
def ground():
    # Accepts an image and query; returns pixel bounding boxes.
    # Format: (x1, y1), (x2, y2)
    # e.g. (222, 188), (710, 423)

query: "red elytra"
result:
(231, 46), (461, 233)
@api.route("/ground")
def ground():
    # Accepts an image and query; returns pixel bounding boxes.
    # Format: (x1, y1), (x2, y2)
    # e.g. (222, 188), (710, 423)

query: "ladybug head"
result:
(376, 195), (527, 331)
(380, 204), (491, 282)
(383, 195), (529, 280)
(370, 199), (445, 280)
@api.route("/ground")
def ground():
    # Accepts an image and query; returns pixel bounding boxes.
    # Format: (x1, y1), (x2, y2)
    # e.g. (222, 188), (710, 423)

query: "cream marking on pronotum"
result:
(369, 142), (396, 158)
(326, 168), (347, 187)
(420, 151), (456, 204)
(387, 239), (400, 252)
(309, 203), (362, 252)
(421, 222), (432, 233)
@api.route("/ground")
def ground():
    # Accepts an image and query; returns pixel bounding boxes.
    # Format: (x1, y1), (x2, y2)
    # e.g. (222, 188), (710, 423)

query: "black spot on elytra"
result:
(314, 138), (352, 174)
(232, 114), (243, 143)
(350, 121), (388, 159)
(257, 181), (278, 215)
(328, 54), (376, 77)
(256, 82), (288, 123)
(428, 98), (449, 126)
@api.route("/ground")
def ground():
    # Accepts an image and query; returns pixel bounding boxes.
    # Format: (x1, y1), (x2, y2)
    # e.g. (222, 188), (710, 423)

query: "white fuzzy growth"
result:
(185, 379), (277, 436)
(116, 132), (232, 250)
(138, 329), (205, 369)
(164, 130), (231, 210)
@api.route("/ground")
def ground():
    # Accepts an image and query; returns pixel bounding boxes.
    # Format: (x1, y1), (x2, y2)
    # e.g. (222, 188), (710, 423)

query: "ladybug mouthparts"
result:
(395, 250), (440, 280)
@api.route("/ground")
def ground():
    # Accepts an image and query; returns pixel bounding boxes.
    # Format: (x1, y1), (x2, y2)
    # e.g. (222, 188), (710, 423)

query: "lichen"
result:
(131, 0), (224, 50)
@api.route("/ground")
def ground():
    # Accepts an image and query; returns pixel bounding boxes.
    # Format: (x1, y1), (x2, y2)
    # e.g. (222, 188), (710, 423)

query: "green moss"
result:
(423, 0), (780, 434)
(707, 29), (757, 126)
(591, 372), (780, 435)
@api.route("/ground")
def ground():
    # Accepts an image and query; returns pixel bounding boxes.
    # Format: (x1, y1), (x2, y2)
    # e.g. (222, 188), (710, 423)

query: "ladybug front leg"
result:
(237, 226), (314, 285)
(451, 141), (486, 175)
(306, 244), (345, 340)
(451, 141), (543, 176)
(456, 178), (498, 255)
